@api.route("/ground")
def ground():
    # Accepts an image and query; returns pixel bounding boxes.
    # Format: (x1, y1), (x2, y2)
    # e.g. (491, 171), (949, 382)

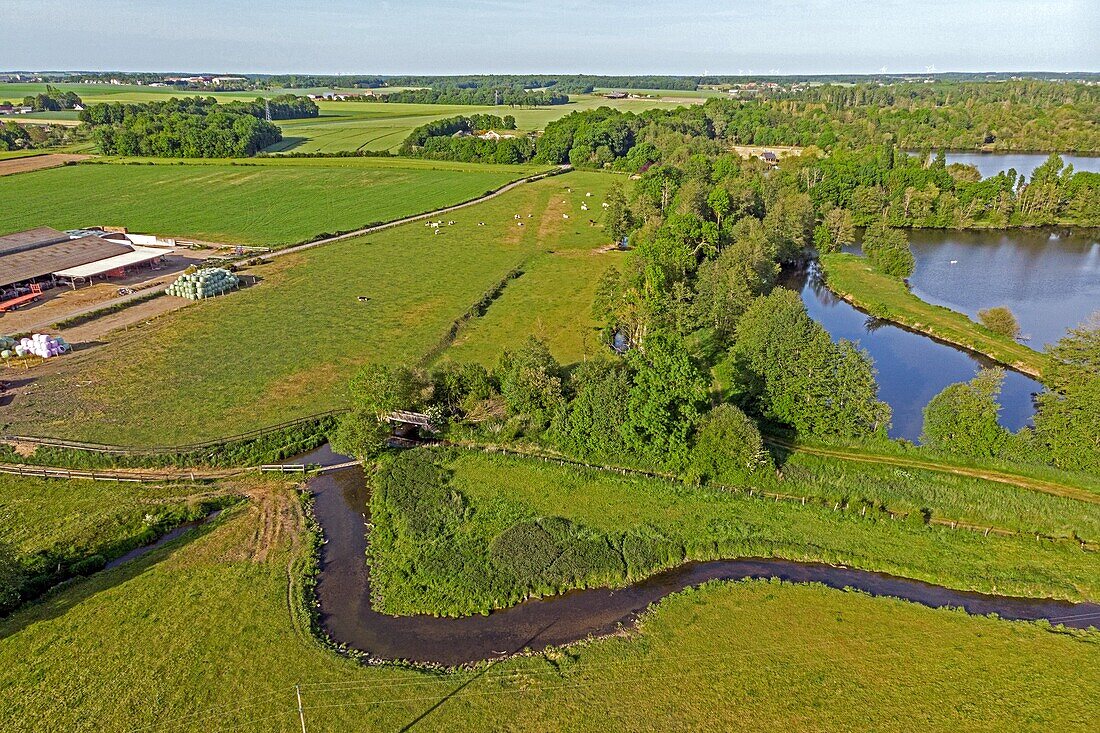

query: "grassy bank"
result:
(1, 483), (1096, 732)
(2, 171), (616, 445)
(819, 252), (1047, 378)
(0, 158), (542, 246)
(369, 449), (1099, 618)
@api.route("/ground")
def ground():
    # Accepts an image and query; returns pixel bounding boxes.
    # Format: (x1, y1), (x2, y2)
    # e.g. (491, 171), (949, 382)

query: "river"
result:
(299, 447), (1100, 666)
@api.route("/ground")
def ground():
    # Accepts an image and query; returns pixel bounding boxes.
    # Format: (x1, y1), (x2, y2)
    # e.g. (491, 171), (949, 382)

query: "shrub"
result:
(687, 404), (773, 485)
(978, 306), (1021, 339)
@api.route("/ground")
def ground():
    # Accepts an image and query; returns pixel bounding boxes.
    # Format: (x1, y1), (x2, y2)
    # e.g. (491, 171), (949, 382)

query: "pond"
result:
(907, 228), (1100, 349)
(782, 263), (1043, 442)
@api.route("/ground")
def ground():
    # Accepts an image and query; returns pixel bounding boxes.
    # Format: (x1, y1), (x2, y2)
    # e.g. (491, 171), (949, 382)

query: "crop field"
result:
(0, 481), (1096, 732)
(2, 171), (617, 445)
(0, 158), (544, 246)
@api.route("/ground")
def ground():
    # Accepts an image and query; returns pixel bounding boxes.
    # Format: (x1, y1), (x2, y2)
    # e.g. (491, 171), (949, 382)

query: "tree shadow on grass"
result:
(0, 517), (223, 641)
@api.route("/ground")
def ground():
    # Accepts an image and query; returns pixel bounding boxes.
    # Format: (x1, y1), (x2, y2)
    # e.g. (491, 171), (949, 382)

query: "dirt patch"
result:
(60, 295), (194, 343)
(0, 154), (91, 176)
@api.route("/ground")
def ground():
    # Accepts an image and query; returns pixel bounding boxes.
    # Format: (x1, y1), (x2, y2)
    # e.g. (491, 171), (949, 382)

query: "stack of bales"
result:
(2, 334), (69, 360)
(166, 268), (239, 300)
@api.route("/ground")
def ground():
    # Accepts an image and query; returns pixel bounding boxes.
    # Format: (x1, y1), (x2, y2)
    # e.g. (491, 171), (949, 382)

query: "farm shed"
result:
(53, 245), (172, 286)
(0, 228), (132, 290)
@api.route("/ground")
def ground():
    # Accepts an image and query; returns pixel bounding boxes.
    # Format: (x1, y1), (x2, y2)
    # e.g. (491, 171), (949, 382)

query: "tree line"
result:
(399, 114), (535, 164)
(359, 86), (569, 107)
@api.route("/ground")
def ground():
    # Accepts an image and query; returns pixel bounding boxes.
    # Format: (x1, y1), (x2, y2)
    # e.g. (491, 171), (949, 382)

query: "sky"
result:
(2, 0), (1097, 75)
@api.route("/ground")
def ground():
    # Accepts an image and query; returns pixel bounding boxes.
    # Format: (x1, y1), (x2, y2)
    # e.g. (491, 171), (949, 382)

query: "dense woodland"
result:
(399, 114), (536, 163)
(78, 95), (316, 157)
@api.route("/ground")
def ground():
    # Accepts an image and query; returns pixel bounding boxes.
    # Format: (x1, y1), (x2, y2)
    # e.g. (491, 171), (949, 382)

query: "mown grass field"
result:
(0, 482), (1096, 732)
(820, 252), (1047, 378)
(3, 171), (616, 445)
(373, 449), (1099, 617)
(0, 158), (545, 246)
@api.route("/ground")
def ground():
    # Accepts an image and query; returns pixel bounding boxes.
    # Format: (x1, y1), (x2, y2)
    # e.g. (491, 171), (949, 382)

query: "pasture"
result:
(0, 479), (1096, 732)
(0, 158), (544, 246)
(2, 171), (618, 445)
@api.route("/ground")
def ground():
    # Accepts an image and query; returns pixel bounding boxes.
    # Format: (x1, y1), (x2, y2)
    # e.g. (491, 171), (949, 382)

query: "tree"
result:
(706, 185), (732, 230)
(732, 289), (890, 439)
(347, 363), (423, 418)
(1033, 314), (1100, 472)
(603, 183), (633, 242)
(621, 332), (708, 468)
(862, 220), (914, 278)
(0, 540), (24, 612)
(552, 360), (632, 459)
(693, 218), (778, 343)
(921, 368), (1008, 458)
(686, 404), (773, 485)
(978, 306), (1021, 338)
(497, 337), (564, 428)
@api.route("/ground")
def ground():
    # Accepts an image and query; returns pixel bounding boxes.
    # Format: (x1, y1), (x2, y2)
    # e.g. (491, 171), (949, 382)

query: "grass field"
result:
(268, 95), (698, 154)
(0, 473), (220, 560)
(372, 449), (1099, 617)
(820, 252), (1047, 378)
(0, 158), (545, 246)
(2, 171), (617, 445)
(1, 481), (1096, 732)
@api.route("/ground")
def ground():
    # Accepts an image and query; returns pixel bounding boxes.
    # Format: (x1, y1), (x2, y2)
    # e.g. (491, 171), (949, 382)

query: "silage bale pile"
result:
(166, 268), (239, 300)
(1, 334), (70, 360)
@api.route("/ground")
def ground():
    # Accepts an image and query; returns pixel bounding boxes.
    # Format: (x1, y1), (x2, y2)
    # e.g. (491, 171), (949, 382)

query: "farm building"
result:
(0, 226), (174, 308)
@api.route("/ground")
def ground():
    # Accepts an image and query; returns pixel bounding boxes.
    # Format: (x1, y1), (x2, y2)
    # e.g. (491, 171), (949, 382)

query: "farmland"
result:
(1, 171), (619, 445)
(1, 478), (1097, 732)
(0, 157), (547, 246)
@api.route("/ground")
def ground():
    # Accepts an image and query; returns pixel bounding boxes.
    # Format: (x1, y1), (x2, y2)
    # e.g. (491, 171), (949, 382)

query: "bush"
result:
(687, 404), (773, 485)
(978, 306), (1021, 338)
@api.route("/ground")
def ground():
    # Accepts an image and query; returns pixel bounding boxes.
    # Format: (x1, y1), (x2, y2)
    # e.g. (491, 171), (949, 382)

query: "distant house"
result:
(0, 103), (12, 114)
(604, 92), (628, 99)
(761, 151), (779, 165)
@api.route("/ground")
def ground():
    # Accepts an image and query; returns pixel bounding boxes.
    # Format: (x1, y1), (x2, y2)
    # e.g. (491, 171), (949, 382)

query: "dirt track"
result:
(0, 154), (91, 176)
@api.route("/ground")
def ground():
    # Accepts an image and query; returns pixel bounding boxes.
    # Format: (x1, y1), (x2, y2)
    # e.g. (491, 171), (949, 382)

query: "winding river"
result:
(301, 448), (1100, 666)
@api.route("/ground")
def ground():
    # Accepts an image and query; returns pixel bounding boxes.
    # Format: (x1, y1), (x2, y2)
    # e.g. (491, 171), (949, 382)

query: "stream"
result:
(300, 447), (1100, 667)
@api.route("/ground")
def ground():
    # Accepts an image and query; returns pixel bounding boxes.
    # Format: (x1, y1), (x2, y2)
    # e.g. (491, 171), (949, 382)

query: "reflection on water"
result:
(944, 152), (1100, 179)
(907, 228), (1100, 349)
(783, 263), (1042, 442)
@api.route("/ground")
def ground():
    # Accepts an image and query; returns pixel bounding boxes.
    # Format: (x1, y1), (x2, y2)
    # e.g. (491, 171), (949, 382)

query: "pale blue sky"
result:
(3, 0), (1097, 74)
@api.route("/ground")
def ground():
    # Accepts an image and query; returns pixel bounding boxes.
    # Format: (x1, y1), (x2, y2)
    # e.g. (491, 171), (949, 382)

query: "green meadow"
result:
(0, 158), (545, 246)
(3, 171), (618, 445)
(0, 479), (1096, 732)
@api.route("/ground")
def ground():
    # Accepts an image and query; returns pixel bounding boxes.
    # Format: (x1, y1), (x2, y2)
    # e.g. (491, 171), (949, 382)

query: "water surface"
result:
(943, 152), (1100, 179)
(783, 264), (1042, 442)
(907, 229), (1100, 349)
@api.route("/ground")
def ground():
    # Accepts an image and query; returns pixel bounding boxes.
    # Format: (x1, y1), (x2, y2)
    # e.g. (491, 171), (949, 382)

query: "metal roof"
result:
(0, 227), (70, 256)
(0, 235), (133, 288)
(54, 246), (172, 278)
